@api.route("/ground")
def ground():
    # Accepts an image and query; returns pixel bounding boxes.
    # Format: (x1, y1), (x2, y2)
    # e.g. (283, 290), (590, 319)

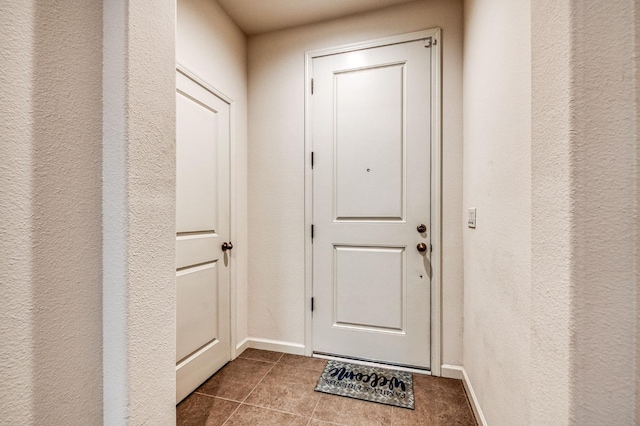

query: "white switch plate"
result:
(468, 208), (476, 228)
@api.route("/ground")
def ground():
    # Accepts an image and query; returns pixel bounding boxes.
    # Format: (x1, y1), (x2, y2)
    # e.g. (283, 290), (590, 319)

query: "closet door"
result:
(175, 69), (231, 403)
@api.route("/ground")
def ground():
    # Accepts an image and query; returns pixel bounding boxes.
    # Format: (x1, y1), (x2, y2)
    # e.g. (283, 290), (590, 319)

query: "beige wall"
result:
(530, 0), (572, 422)
(463, 0), (532, 424)
(1, 1), (103, 423)
(532, 0), (639, 424)
(177, 0), (249, 353)
(247, 0), (464, 365)
(565, 2), (637, 421)
(103, 0), (177, 423)
(637, 3), (640, 421)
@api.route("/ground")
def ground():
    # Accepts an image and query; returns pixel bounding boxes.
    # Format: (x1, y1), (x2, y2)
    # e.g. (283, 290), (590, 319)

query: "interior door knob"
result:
(417, 243), (427, 253)
(417, 224), (427, 233)
(222, 242), (233, 251)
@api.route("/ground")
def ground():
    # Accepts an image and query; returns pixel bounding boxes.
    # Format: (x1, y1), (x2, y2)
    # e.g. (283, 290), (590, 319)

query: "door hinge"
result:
(430, 244), (433, 252)
(311, 78), (314, 94)
(311, 297), (315, 311)
(311, 224), (314, 239)
(311, 151), (315, 168)
(424, 37), (437, 48)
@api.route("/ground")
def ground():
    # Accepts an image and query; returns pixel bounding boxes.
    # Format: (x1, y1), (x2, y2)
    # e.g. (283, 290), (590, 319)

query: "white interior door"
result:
(312, 39), (432, 369)
(175, 69), (231, 402)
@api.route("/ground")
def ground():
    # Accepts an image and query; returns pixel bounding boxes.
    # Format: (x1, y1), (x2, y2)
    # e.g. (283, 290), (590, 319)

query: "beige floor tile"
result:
(392, 375), (476, 425)
(224, 404), (309, 426)
(178, 350), (476, 425)
(308, 420), (344, 426)
(238, 348), (283, 363)
(176, 394), (238, 426)
(413, 374), (465, 396)
(243, 363), (322, 416)
(312, 393), (393, 426)
(195, 358), (273, 402)
(278, 354), (328, 372)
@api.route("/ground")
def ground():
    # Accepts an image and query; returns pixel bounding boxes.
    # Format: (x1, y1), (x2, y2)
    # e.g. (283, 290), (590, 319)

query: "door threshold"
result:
(313, 352), (432, 376)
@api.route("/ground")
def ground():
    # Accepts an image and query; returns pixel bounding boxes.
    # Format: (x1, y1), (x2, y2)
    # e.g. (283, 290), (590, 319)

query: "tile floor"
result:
(177, 349), (477, 425)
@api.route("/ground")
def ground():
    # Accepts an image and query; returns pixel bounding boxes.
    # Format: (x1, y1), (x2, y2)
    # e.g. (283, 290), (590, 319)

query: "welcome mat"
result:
(314, 360), (414, 409)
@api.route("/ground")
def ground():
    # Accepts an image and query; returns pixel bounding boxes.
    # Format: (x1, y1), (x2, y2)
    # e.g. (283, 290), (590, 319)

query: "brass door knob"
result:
(417, 224), (427, 233)
(222, 242), (233, 251)
(417, 243), (427, 253)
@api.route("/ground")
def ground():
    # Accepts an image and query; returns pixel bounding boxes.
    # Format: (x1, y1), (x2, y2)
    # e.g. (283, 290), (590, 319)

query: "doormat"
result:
(314, 360), (414, 410)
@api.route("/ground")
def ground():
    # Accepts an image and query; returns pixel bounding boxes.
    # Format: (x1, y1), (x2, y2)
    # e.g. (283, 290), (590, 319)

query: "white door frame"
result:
(176, 63), (239, 362)
(303, 28), (443, 376)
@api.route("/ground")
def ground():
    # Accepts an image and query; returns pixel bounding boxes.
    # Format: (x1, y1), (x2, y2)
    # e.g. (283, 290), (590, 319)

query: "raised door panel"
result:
(334, 245), (405, 332)
(335, 64), (405, 221)
(176, 263), (219, 362)
(176, 234), (218, 269)
(176, 91), (219, 233)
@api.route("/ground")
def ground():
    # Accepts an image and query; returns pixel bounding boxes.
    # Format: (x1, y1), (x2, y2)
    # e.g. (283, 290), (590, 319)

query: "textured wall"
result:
(247, 0), (464, 365)
(177, 0), (249, 353)
(1, 1), (36, 423)
(103, 0), (177, 423)
(637, 3), (640, 422)
(463, 0), (532, 424)
(531, 0), (573, 423)
(568, 1), (637, 421)
(532, 0), (639, 424)
(1, 1), (104, 424)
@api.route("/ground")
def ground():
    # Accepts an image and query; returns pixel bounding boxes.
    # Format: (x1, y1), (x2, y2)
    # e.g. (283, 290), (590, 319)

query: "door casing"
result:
(303, 29), (442, 376)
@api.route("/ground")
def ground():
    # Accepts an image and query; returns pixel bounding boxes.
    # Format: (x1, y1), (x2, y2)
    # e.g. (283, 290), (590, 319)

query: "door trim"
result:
(175, 63), (238, 362)
(303, 29), (442, 376)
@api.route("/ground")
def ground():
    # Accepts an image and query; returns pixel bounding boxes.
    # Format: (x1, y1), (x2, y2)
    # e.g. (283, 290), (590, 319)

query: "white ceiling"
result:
(215, 0), (417, 35)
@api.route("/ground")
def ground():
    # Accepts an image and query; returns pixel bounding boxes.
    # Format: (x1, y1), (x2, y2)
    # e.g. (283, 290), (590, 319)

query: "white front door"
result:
(312, 39), (432, 369)
(175, 69), (231, 402)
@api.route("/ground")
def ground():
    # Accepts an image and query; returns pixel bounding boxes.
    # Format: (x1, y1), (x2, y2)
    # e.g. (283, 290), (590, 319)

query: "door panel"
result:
(335, 64), (405, 221)
(176, 234), (218, 269)
(175, 70), (230, 403)
(334, 245), (405, 332)
(312, 39), (432, 369)
(176, 89), (219, 233)
(176, 263), (219, 362)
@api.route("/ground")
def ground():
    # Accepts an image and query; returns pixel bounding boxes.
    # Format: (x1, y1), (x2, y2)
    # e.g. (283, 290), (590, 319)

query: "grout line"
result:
(239, 358), (278, 364)
(240, 401), (310, 418)
(278, 363), (327, 373)
(238, 348), (286, 364)
(307, 393), (322, 425)
(221, 400), (243, 426)
(204, 352), (280, 426)
(193, 392), (243, 404)
(218, 360), (276, 426)
(240, 359), (278, 404)
(237, 355), (280, 365)
(221, 409), (240, 426)
(391, 406), (395, 426)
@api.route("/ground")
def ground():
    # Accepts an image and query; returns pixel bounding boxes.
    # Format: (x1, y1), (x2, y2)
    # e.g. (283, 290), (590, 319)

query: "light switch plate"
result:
(468, 208), (476, 228)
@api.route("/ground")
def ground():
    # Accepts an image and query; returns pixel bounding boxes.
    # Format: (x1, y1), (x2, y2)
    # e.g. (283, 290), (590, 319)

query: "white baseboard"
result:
(235, 337), (250, 358)
(461, 367), (488, 426)
(239, 337), (306, 356)
(441, 364), (464, 380)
